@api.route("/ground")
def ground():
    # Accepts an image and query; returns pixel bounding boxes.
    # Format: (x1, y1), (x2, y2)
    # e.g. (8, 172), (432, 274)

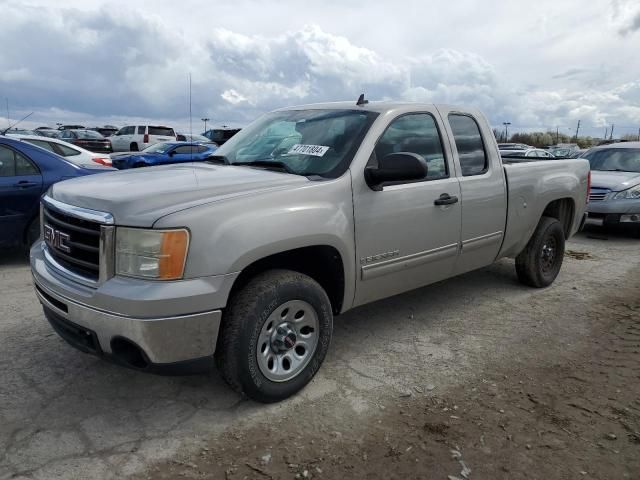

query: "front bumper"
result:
(586, 198), (640, 226)
(31, 241), (237, 370)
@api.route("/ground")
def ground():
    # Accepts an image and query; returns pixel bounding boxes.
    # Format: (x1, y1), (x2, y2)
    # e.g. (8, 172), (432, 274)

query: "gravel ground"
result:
(0, 226), (638, 479)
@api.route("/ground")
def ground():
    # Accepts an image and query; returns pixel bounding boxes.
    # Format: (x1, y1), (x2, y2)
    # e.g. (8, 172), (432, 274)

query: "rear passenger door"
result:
(0, 145), (43, 245)
(352, 111), (462, 306)
(437, 108), (507, 275)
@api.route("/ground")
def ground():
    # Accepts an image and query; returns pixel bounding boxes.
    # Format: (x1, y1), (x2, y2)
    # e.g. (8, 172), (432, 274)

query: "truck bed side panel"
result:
(499, 159), (589, 259)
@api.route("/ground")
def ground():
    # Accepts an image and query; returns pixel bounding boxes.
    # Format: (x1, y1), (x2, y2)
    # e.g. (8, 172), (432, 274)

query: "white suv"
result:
(110, 125), (176, 152)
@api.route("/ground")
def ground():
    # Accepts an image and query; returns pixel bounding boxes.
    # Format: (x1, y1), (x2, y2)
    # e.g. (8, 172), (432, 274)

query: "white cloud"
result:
(1, 0), (639, 137)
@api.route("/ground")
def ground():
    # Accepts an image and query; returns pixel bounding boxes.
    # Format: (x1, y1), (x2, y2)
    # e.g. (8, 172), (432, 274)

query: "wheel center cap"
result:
(272, 324), (297, 353)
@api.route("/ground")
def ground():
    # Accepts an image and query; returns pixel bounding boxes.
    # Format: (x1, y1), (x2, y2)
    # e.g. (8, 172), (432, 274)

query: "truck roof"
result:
(275, 100), (468, 114)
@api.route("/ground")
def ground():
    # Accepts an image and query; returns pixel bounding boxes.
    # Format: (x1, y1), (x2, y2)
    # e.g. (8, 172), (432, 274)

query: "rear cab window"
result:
(448, 114), (488, 176)
(148, 126), (175, 136)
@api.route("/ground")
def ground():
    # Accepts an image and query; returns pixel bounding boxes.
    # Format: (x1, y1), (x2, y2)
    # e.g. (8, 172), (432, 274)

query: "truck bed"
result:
(498, 158), (590, 259)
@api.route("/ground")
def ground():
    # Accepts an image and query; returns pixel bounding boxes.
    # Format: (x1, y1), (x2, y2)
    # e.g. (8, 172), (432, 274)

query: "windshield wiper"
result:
(233, 160), (296, 174)
(205, 154), (230, 165)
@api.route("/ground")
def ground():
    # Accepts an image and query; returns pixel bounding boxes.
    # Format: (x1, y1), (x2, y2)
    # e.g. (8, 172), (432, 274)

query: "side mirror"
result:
(168, 150), (176, 156)
(364, 152), (428, 191)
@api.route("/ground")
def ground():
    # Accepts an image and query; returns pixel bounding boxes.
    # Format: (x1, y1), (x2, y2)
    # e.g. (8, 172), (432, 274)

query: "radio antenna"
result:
(2, 111), (33, 135)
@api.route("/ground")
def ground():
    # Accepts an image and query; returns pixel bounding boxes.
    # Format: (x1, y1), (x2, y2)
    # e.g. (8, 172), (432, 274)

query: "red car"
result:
(58, 129), (112, 153)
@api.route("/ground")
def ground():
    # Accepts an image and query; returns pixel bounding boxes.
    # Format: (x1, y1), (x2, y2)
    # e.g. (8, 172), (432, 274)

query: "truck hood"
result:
(590, 170), (640, 192)
(50, 163), (309, 226)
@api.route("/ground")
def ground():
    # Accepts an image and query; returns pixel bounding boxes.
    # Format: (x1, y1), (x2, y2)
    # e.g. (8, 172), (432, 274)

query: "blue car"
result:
(111, 142), (218, 169)
(0, 136), (113, 249)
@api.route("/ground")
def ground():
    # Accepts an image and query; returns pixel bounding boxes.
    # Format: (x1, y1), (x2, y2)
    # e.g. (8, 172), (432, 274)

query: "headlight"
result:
(115, 227), (189, 280)
(613, 184), (640, 200)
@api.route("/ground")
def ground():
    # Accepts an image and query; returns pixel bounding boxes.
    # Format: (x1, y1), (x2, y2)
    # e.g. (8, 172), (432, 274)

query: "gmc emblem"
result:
(43, 224), (71, 253)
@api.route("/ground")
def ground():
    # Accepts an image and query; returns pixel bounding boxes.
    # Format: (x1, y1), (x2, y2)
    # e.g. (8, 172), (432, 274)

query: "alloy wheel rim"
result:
(256, 300), (319, 382)
(541, 235), (558, 274)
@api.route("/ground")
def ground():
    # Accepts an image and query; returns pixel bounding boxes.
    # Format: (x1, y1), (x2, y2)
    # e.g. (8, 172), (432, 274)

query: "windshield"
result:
(582, 148), (640, 173)
(213, 109), (378, 177)
(75, 130), (105, 139)
(142, 142), (173, 153)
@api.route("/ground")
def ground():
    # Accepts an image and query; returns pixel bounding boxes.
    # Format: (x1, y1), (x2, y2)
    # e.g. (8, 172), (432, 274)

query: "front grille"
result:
(589, 193), (607, 201)
(589, 188), (610, 202)
(43, 205), (101, 280)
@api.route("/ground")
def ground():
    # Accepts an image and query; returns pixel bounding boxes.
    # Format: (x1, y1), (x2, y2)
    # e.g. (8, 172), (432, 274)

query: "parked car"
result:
(202, 127), (241, 145)
(110, 125), (177, 152)
(501, 148), (556, 158)
(111, 142), (218, 169)
(582, 142), (640, 235)
(7, 134), (113, 166)
(176, 133), (213, 143)
(498, 143), (531, 150)
(30, 100), (589, 403)
(34, 129), (61, 138)
(58, 129), (112, 154)
(57, 125), (85, 131)
(0, 136), (113, 249)
(90, 126), (119, 138)
(5, 128), (40, 136)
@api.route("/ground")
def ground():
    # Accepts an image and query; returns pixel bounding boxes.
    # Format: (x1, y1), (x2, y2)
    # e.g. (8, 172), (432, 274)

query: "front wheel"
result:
(216, 269), (333, 403)
(515, 216), (565, 288)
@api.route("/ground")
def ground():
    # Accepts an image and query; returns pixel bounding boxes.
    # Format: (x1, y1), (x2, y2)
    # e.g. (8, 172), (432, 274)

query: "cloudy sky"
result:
(1, 0), (640, 137)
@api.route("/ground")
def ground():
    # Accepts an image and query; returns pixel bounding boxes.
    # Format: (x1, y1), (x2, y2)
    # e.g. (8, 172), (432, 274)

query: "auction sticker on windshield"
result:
(288, 144), (330, 157)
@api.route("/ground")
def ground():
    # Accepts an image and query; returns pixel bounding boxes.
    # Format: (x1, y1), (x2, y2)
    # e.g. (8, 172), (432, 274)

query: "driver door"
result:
(352, 112), (462, 306)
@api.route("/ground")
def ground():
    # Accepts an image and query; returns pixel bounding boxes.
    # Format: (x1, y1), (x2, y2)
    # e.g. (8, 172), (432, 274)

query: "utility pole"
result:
(604, 127), (608, 140)
(556, 126), (559, 145)
(638, 127), (640, 142)
(573, 120), (581, 142)
(609, 124), (614, 140)
(503, 122), (511, 142)
(201, 117), (209, 133)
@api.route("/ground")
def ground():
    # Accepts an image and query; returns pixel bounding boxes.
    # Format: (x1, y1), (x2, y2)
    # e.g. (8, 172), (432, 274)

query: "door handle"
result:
(434, 193), (459, 206)
(14, 181), (39, 188)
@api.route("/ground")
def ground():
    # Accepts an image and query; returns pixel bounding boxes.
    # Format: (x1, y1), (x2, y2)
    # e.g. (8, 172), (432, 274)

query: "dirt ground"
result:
(1, 228), (639, 480)
(140, 232), (640, 480)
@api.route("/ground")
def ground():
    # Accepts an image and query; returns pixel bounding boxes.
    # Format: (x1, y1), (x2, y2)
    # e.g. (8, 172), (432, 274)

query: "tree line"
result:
(491, 129), (600, 148)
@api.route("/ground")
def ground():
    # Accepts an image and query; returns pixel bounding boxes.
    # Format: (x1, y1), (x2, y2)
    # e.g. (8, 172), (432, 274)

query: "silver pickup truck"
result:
(31, 101), (590, 402)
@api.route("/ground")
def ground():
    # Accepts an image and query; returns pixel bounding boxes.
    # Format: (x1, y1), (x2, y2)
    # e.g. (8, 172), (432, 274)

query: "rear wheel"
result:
(216, 269), (333, 403)
(129, 142), (139, 152)
(516, 216), (565, 288)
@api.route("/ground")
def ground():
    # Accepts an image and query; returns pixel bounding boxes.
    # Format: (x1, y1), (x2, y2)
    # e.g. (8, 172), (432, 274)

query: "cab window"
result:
(448, 114), (488, 176)
(371, 113), (448, 182)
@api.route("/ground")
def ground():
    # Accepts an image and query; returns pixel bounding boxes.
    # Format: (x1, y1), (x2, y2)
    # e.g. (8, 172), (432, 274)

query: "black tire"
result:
(132, 162), (146, 168)
(216, 269), (333, 403)
(130, 142), (139, 152)
(516, 216), (565, 288)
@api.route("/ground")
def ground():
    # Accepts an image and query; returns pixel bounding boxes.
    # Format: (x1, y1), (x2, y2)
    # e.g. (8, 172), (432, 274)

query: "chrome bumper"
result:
(33, 278), (222, 364)
(31, 239), (237, 366)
